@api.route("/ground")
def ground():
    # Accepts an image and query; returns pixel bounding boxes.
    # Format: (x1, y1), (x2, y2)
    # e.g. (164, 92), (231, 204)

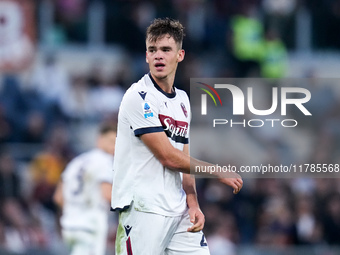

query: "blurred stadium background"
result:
(0, 0), (340, 254)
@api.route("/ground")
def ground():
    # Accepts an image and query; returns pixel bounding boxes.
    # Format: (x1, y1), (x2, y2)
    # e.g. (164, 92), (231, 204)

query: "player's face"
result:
(146, 35), (184, 81)
(99, 131), (116, 155)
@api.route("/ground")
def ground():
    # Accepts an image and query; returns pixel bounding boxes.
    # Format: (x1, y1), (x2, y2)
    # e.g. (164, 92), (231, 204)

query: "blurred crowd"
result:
(47, 0), (340, 85)
(0, 0), (340, 254)
(0, 60), (124, 253)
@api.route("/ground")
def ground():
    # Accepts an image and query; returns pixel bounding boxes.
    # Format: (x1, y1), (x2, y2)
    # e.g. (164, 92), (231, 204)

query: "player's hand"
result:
(219, 172), (243, 194)
(187, 207), (205, 232)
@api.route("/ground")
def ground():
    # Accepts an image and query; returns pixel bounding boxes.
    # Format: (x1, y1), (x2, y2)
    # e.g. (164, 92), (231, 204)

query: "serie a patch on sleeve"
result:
(142, 102), (154, 118)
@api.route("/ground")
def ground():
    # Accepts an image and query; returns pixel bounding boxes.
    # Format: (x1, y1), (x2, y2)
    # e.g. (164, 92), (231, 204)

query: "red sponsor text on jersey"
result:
(159, 114), (188, 138)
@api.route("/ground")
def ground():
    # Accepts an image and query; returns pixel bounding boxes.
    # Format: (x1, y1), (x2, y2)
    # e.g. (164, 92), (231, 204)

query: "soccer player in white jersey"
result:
(53, 123), (116, 255)
(111, 18), (243, 255)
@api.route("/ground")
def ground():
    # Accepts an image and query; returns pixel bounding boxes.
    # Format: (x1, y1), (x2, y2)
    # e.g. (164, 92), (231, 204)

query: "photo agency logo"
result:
(196, 82), (223, 113)
(195, 81), (312, 128)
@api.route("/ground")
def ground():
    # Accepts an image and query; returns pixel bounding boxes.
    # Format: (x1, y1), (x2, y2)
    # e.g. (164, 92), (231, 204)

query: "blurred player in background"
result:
(111, 18), (243, 255)
(53, 123), (116, 255)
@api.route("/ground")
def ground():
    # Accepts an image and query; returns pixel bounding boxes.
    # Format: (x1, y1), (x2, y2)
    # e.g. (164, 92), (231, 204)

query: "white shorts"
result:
(115, 203), (210, 255)
(62, 217), (108, 255)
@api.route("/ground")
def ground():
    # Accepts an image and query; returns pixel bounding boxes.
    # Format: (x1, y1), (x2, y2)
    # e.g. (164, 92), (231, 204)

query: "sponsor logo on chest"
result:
(159, 114), (188, 139)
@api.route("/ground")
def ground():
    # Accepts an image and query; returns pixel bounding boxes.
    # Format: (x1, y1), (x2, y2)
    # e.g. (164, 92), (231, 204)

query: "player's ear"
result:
(146, 51), (149, 63)
(177, 49), (185, 63)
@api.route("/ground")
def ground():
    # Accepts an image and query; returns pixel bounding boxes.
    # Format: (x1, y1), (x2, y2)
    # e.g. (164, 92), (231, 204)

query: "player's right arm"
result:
(140, 132), (243, 194)
(123, 85), (242, 193)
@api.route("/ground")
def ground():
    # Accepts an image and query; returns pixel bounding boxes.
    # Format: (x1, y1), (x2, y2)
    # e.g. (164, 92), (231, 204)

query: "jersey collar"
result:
(148, 73), (176, 99)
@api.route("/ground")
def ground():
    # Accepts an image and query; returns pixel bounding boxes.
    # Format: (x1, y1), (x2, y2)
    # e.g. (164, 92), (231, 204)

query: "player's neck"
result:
(150, 73), (175, 94)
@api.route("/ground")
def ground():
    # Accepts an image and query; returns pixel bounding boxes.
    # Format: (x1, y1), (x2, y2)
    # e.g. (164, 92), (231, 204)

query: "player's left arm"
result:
(101, 182), (112, 202)
(182, 144), (205, 232)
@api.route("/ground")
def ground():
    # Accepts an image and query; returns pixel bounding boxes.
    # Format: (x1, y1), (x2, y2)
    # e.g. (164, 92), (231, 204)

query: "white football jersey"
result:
(111, 73), (190, 216)
(61, 148), (114, 232)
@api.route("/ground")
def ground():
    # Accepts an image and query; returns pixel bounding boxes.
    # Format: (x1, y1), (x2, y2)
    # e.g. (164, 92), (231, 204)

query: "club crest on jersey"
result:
(142, 102), (154, 118)
(181, 102), (188, 118)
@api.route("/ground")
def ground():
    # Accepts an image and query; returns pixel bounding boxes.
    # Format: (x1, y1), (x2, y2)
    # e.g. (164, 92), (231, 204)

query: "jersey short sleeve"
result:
(122, 88), (163, 137)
